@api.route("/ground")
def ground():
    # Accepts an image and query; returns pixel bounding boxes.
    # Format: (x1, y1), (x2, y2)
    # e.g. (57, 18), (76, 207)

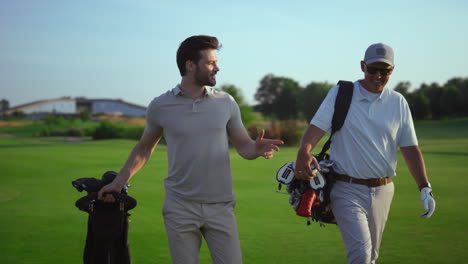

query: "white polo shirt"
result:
(145, 85), (244, 203)
(311, 81), (418, 179)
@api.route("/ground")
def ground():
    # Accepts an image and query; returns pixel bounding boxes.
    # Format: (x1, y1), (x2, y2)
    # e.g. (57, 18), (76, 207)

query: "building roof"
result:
(2, 97), (146, 115)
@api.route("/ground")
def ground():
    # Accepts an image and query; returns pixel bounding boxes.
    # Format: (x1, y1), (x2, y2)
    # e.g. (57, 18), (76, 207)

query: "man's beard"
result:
(194, 69), (216, 87)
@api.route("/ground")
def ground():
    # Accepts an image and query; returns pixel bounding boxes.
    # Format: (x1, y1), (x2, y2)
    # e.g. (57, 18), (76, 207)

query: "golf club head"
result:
(276, 162), (296, 185)
(309, 172), (326, 190)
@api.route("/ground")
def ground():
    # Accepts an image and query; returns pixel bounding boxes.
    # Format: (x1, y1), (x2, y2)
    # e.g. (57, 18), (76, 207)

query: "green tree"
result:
(11, 110), (26, 119)
(220, 84), (254, 127)
(439, 85), (463, 117)
(393, 81), (429, 119)
(254, 74), (301, 120)
(393, 81), (411, 98)
(418, 83), (444, 119)
(79, 110), (90, 122)
(409, 92), (431, 120)
(298, 81), (332, 120)
(445, 77), (468, 116)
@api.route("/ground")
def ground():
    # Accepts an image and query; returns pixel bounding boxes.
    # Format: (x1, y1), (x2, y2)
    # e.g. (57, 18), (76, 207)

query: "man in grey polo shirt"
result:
(294, 43), (436, 264)
(97, 35), (284, 264)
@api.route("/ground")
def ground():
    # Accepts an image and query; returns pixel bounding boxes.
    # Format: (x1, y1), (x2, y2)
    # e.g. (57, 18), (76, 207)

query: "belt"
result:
(334, 173), (392, 187)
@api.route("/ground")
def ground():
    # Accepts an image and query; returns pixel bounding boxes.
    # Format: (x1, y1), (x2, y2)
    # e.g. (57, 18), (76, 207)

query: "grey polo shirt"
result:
(311, 81), (418, 179)
(145, 85), (244, 203)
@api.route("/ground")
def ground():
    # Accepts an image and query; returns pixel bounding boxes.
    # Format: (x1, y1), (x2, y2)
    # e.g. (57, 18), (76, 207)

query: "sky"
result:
(1, 0), (467, 108)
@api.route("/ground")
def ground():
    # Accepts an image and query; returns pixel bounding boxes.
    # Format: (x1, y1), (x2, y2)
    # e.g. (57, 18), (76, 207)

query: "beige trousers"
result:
(162, 194), (243, 264)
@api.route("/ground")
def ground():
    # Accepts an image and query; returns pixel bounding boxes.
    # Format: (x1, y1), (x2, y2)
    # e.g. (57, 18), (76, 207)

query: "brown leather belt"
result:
(334, 173), (392, 187)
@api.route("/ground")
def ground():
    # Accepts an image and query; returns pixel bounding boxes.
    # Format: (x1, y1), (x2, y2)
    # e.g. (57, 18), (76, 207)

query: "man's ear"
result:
(360, 61), (366, 73)
(185, 60), (195, 74)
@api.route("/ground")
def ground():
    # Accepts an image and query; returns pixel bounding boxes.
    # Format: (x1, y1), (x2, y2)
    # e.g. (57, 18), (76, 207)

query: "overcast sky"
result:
(1, 0), (467, 107)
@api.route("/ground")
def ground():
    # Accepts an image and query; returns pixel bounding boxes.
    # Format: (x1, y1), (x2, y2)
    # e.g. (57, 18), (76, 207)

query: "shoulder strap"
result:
(317, 80), (354, 160)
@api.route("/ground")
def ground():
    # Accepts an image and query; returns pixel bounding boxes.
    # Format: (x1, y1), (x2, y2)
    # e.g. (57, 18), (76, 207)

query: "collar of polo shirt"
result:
(355, 81), (389, 102)
(172, 85), (215, 98)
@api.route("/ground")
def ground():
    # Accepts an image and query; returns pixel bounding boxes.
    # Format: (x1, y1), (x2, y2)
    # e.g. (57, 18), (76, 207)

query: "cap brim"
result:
(365, 58), (394, 67)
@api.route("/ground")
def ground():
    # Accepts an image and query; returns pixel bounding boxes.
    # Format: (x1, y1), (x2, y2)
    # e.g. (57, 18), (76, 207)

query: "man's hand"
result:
(255, 130), (284, 159)
(420, 187), (436, 218)
(294, 149), (320, 181)
(97, 180), (125, 203)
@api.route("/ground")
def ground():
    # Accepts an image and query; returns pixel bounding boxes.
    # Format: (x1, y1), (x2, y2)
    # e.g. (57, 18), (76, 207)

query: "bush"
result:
(91, 120), (124, 140)
(34, 128), (50, 137)
(246, 120), (302, 146)
(279, 121), (302, 146)
(44, 114), (66, 126)
(64, 128), (84, 137)
(34, 128), (85, 137)
(122, 126), (145, 140)
(80, 110), (90, 122)
(11, 111), (26, 120)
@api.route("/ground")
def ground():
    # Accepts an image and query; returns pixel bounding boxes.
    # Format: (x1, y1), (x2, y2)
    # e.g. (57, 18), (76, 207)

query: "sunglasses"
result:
(365, 64), (393, 76)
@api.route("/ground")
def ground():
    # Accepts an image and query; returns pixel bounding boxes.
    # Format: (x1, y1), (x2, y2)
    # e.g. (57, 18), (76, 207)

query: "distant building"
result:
(1, 97), (147, 119)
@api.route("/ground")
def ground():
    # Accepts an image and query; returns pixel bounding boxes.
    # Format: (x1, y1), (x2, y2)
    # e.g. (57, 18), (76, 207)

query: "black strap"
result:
(317, 80), (354, 160)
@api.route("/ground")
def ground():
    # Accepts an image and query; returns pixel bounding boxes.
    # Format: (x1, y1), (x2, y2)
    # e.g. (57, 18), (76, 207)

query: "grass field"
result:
(1, 119), (468, 263)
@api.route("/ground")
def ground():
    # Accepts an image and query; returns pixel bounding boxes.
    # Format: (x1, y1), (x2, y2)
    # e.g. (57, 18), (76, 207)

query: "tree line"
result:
(249, 74), (468, 121)
(3, 76), (467, 124)
(393, 78), (468, 120)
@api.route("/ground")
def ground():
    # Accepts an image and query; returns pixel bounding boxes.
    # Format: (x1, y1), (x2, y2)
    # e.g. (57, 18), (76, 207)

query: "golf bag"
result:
(276, 80), (353, 226)
(73, 171), (137, 264)
(277, 159), (335, 225)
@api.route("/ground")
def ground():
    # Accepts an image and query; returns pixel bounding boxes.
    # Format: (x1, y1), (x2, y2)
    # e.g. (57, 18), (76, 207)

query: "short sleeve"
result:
(226, 95), (244, 133)
(398, 98), (418, 147)
(145, 98), (163, 136)
(310, 85), (339, 132)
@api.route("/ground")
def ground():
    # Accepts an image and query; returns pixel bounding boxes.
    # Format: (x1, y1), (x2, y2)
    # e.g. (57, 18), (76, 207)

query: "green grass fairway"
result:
(1, 119), (468, 263)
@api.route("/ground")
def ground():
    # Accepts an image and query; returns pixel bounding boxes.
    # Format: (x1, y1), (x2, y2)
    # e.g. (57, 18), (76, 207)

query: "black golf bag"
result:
(73, 171), (137, 264)
(275, 80), (354, 226)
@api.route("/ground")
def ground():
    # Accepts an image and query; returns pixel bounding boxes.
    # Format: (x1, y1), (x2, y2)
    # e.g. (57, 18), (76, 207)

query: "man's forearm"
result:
(400, 145), (430, 190)
(115, 142), (155, 185)
(298, 125), (326, 154)
(236, 140), (259, 160)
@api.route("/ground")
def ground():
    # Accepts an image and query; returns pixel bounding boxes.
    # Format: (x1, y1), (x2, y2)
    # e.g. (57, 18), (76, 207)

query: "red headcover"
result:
(296, 189), (317, 217)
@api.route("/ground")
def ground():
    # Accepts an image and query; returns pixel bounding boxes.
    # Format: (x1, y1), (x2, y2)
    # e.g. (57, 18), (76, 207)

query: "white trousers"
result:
(331, 181), (394, 264)
(162, 194), (243, 264)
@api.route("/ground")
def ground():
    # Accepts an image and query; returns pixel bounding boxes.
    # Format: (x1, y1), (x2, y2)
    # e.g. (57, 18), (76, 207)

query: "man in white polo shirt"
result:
(97, 35), (284, 264)
(294, 43), (436, 264)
